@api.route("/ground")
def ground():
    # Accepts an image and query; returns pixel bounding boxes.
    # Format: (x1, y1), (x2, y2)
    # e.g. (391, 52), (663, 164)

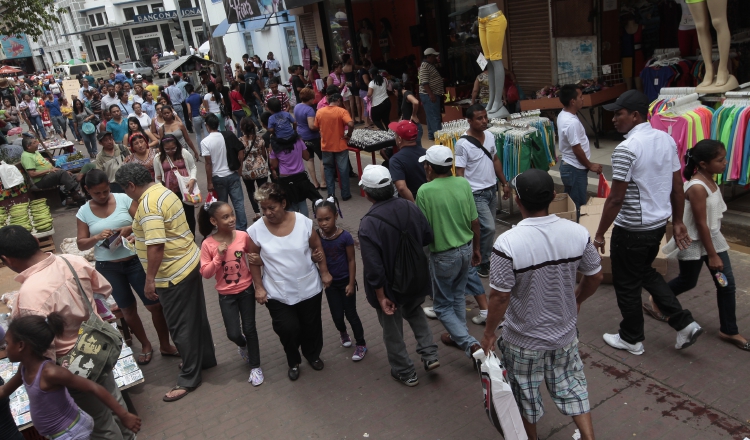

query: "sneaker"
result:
(248, 368), (264, 386)
(423, 359), (440, 371)
(676, 322), (703, 350)
(340, 332), (352, 348)
(423, 306), (437, 319)
(352, 345), (367, 361)
(238, 345), (250, 364)
(391, 370), (419, 387)
(477, 266), (489, 278)
(471, 313), (487, 325)
(603, 333), (645, 355)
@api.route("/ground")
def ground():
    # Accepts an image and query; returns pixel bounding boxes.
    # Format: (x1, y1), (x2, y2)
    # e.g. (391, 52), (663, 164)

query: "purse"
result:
(166, 155), (202, 205)
(241, 138), (269, 180)
(58, 257), (123, 382)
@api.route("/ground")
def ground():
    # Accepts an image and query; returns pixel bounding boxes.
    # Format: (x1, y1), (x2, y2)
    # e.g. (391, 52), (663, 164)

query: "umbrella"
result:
(0, 66), (22, 74)
(67, 59), (84, 65)
(198, 41), (210, 54)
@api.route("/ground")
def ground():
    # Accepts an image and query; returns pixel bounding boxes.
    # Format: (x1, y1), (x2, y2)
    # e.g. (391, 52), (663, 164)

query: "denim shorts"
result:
(95, 257), (159, 309)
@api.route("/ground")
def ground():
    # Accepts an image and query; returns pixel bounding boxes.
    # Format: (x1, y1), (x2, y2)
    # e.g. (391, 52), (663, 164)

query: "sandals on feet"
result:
(719, 334), (750, 351)
(160, 350), (181, 357)
(163, 385), (195, 402)
(137, 351), (153, 365)
(642, 303), (668, 322)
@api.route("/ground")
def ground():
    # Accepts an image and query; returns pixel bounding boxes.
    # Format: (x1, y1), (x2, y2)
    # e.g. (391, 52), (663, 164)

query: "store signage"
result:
(224, 0), (260, 24)
(133, 33), (161, 40)
(0, 34), (32, 59)
(181, 7), (202, 17)
(133, 11), (177, 23)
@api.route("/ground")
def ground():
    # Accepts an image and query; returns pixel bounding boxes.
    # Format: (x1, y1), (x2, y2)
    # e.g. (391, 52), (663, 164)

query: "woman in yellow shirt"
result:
(59, 97), (82, 145)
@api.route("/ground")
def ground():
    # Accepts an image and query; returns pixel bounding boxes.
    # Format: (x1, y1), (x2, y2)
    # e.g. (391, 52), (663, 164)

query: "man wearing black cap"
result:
(597, 90), (702, 355)
(481, 168), (603, 440)
(94, 131), (129, 193)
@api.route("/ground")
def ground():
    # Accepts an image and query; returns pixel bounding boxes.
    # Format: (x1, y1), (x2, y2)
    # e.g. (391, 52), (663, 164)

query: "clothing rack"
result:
(657, 87), (697, 99)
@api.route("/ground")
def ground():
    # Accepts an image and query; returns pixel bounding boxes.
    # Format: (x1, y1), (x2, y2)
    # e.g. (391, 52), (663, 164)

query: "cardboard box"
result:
(549, 193), (578, 221)
(442, 102), (465, 123)
(578, 197), (669, 284)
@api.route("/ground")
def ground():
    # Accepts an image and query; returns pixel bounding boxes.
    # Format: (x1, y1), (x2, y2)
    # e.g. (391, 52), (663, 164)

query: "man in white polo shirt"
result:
(454, 104), (509, 324)
(557, 84), (602, 218)
(481, 169), (603, 440)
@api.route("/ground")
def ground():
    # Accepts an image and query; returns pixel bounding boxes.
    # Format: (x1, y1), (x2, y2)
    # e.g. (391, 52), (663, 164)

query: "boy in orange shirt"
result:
(315, 93), (355, 200)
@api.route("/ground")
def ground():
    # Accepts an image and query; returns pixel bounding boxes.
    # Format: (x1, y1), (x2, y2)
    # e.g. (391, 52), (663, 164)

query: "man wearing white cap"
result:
(418, 48), (444, 141)
(416, 146), (482, 359)
(358, 165), (439, 387)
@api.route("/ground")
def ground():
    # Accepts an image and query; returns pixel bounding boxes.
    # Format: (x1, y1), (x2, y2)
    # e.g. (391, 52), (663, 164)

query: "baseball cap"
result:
(136, 74), (143, 79)
(359, 164), (392, 189)
(388, 120), (418, 141)
(418, 145), (453, 166)
(510, 169), (554, 203)
(423, 48), (439, 56)
(603, 89), (649, 116)
(97, 131), (113, 141)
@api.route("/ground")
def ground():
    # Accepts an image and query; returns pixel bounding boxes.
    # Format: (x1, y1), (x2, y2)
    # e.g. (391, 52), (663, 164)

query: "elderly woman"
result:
(76, 169), (178, 365)
(128, 102), (152, 133)
(154, 135), (198, 235)
(247, 183), (332, 381)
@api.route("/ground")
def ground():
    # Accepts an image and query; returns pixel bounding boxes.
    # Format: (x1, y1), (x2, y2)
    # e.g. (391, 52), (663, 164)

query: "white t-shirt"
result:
(454, 130), (497, 192)
(101, 94), (119, 112)
(200, 131), (232, 177)
(265, 59), (281, 77)
(611, 122), (681, 231)
(557, 109), (590, 170)
(368, 79), (389, 107)
(129, 112), (151, 130)
(204, 93), (223, 114)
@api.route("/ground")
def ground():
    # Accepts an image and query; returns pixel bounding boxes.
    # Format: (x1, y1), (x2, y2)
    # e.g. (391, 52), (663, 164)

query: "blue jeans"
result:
(419, 93), (442, 140)
(51, 115), (67, 136)
(68, 119), (81, 141)
(560, 161), (589, 218)
(286, 200), (309, 217)
(430, 242), (479, 356)
(473, 187), (498, 270)
(668, 251), (737, 335)
(212, 172), (248, 230)
(95, 257), (158, 309)
(192, 116), (206, 146)
(323, 151), (351, 199)
(29, 114), (47, 138)
(465, 266), (485, 296)
(81, 131), (98, 158)
(415, 122), (423, 148)
(213, 112), (225, 131)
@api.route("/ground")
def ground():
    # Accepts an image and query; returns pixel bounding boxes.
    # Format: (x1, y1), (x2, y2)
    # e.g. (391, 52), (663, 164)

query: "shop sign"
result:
(224, 0), (260, 24)
(133, 33), (161, 41)
(181, 7), (202, 17)
(1, 34), (32, 59)
(133, 11), (178, 23)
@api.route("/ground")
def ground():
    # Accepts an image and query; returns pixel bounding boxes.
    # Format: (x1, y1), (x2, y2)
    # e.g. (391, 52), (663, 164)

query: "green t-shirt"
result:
(416, 176), (478, 253)
(21, 151), (53, 183)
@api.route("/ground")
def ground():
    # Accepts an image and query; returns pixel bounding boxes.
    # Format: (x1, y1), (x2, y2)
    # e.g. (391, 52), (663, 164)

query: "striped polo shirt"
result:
(418, 61), (444, 96)
(490, 215), (601, 351)
(133, 183), (199, 288)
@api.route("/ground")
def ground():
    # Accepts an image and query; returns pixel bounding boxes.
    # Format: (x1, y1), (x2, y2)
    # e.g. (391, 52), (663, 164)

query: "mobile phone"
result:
(100, 231), (122, 250)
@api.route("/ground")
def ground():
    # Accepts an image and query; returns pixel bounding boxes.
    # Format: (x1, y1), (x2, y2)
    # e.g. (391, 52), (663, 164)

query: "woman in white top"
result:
(202, 82), (225, 131)
(128, 102), (151, 132)
(654, 140), (748, 351)
(367, 67), (391, 130)
(153, 135), (199, 235)
(247, 183), (333, 380)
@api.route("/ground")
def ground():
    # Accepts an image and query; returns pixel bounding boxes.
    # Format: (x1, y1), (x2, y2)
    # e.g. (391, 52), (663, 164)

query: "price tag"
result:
(476, 53), (488, 71)
(602, 65), (612, 75)
(654, 78), (659, 85)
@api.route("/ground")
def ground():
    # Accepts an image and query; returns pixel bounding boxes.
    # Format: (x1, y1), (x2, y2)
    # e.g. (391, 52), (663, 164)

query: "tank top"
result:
(676, 178), (730, 260)
(331, 73), (349, 95)
(23, 360), (80, 437)
(164, 126), (189, 150)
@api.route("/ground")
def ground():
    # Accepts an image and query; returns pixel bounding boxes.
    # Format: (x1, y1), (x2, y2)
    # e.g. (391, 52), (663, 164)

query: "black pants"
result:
(324, 279), (365, 346)
(370, 99), (392, 130)
(183, 202), (196, 236)
(36, 169), (80, 193)
(611, 226), (694, 344)
(182, 102), (192, 131)
(157, 266), (217, 388)
(266, 292), (324, 368)
(243, 176), (269, 214)
(218, 286), (261, 368)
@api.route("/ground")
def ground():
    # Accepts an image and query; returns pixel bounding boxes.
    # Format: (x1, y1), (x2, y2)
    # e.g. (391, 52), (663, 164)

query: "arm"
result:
(454, 167), (464, 177)
(470, 218), (481, 266)
(670, 170), (690, 250)
(199, 244), (223, 278)
(302, 148), (310, 161)
(407, 94), (420, 123)
(575, 270), (603, 312)
(345, 244), (356, 296)
(76, 218), (113, 251)
(204, 154), (214, 191)
(186, 101), (192, 117)
(307, 116), (318, 132)
(344, 120), (355, 138)
(571, 144), (602, 174)
(309, 229), (332, 287)
(481, 288), (510, 351)
(246, 237), (267, 304)
(367, 87), (373, 98)
(394, 180), (414, 202)
(492, 155), (510, 199)
(181, 123), (199, 157)
(327, 76), (334, 87)
(146, 130), (159, 148)
(686, 184), (722, 270)
(0, 371), (23, 400)
(423, 83), (435, 103)
(471, 77), (480, 105)
(143, 244), (164, 300)
(593, 179), (628, 254)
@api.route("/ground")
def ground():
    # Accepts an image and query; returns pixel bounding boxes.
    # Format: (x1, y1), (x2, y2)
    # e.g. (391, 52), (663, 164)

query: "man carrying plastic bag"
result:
(479, 169), (603, 440)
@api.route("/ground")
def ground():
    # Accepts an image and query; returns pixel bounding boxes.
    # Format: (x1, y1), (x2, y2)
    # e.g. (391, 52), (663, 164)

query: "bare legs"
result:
(306, 156), (320, 187)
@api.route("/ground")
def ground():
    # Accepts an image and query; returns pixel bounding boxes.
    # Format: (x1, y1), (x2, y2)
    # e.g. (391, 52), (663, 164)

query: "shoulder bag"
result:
(166, 155), (202, 205)
(58, 256), (123, 382)
(460, 135), (494, 162)
(241, 138), (269, 180)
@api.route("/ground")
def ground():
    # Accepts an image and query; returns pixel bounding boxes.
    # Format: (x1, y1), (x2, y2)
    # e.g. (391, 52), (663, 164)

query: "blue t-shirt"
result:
(44, 98), (62, 117)
(186, 93), (203, 117)
(318, 229), (354, 281)
(106, 118), (129, 143)
(389, 145), (427, 199)
(115, 73), (127, 83)
(76, 193), (136, 262)
(269, 111), (295, 139)
(294, 103), (319, 141)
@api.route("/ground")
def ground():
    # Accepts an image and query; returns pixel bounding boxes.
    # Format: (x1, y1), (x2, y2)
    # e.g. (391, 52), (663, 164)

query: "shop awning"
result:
(158, 55), (220, 74)
(212, 19), (231, 38)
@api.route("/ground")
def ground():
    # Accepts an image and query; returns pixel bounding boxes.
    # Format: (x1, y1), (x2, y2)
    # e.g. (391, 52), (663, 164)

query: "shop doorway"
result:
(135, 38), (162, 65)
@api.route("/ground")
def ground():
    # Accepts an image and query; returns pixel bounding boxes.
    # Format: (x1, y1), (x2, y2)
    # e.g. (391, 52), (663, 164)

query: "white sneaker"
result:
(249, 367), (264, 386)
(471, 314), (487, 325)
(423, 306), (437, 319)
(603, 333), (645, 355)
(676, 322), (703, 350)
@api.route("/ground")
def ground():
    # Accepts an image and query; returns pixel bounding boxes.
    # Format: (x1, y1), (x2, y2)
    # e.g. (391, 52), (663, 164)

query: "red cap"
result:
(388, 120), (418, 141)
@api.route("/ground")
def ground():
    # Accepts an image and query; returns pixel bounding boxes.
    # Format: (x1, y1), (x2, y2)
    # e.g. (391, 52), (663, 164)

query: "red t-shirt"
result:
(229, 90), (244, 112)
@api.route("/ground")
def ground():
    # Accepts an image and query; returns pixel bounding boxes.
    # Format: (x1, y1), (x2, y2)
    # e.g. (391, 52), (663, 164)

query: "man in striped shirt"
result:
(116, 163), (217, 403)
(597, 90), (702, 356)
(418, 48), (444, 140)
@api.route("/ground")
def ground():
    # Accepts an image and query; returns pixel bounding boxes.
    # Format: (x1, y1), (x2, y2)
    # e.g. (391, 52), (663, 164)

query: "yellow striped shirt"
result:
(133, 183), (199, 287)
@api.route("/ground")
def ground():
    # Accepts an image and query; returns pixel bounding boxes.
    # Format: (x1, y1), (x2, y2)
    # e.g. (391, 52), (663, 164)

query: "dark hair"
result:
(127, 116), (148, 139)
(328, 93), (342, 104)
(361, 183), (395, 201)
(0, 225), (41, 259)
(311, 60), (319, 67)
(341, 54), (351, 64)
(198, 201), (230, 237)
(7, 313), (65, 357)
(84, 169), (110, 188)
(205, 113), (220, 130)
(517, 193), (554, 213)
(403, 80), (414, 92)
(167, 78), (174, 86)
(466, 103), (487, 120)
(369, 67), (383, 87)
(269, 78), (280, 86)
(254, 182), (286, 205)
(362, 59), (372, 68)
(331, 61), (343, 70)
(267, 97), (281, 113)
(207, 82), (221, 107)
(313, 197), (340, 218)
(158, 135), (183, 163)
(260, 111), (272, 127)
(240, 117), (256, 136)
(185, 83), (194, 94)
(380, 17), (392, 31)
(559, 84), (581, 107)
(683, 139), (725, 180)
(427, 162), (452, 175)
(21, 137), (35, 151)
(114, 162), (153, 188)
(72, 98), (85, 114)
(231, 80), (239, 90)
(325, 85), (339, 96)
(109, 103), (120, 112)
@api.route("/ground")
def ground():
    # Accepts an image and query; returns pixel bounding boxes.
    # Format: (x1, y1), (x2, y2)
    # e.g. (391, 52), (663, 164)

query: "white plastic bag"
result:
(225, 118), (236, 134)
(0, 161), (24, 189)
(473, 349), (528, 440)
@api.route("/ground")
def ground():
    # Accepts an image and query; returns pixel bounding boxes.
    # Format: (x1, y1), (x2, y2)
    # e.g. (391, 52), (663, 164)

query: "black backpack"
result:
(220, 131), (244, 171)
(367, 203), (430, 298)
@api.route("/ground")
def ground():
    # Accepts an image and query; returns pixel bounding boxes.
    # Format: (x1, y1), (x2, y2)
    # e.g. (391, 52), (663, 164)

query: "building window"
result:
(152, 3), (164, 11)
(132, 25), (159, 35)
(96, 13), (104, 26)
(137, 5), (149, 15)
(89, 15), (97, 27)
(92, 33), (107, 41)
(103, 12), (108, 24)
(192, 19), (202, 27)
(58, 50), (64, 62)
(244, 33), (255, 57)
(179, 0), (192, 10)
(68, 49), (74, 60)
(123, 7), (135, 21)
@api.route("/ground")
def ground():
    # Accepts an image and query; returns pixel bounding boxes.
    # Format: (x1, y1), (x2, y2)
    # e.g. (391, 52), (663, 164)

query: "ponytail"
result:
(7, 312), (65, 358)
(683, 139), (725, 181)
(197, 200), (229, 238)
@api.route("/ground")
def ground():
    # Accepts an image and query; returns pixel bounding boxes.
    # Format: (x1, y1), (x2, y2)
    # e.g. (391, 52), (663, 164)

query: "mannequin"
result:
(686, 0), (738, 93)
(478, 4), (509, 118)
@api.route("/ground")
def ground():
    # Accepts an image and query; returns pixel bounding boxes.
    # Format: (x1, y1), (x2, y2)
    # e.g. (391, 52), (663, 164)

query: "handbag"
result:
(81, 121), (96, 134)
(473, 348), (527, 439)
(58, 256), (123, 382)
(166, 155), (202, 205)
(241, 138), (269, 180)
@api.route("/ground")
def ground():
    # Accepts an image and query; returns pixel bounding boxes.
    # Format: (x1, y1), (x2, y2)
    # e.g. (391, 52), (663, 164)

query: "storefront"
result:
(0, 34), (35, 73)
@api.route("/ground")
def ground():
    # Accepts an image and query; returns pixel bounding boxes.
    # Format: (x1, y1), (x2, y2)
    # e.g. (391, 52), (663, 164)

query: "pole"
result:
(173, 0), (189, 53)
(195, 0), (225, 72)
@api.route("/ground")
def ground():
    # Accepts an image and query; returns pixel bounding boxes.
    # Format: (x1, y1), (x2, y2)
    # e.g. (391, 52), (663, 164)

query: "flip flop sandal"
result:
(136, 351), (153, 365)
(719, 335), (750, 352)
(642, 303), (668, 322)
(163, 385), (195, 402)
(160, 350), (181, 357)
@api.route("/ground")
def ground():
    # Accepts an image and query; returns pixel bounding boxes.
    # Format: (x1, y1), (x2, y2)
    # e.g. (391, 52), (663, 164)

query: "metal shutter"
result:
(507, 0), (552, 95)
(299, 14), (317, 50)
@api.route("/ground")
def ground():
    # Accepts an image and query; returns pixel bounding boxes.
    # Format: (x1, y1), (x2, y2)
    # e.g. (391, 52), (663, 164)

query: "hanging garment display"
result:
(710, 91), (750, 185)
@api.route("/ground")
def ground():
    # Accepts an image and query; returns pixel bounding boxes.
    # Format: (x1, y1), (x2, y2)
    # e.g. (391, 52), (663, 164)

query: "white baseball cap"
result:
(419, 145), (454, 166)
(359, 164), (392, 189)
(135, 74), (143, 79)
(423, 48), (440, 56)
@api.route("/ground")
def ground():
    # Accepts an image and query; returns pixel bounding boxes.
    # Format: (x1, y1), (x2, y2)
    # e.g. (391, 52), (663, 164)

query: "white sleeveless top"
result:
(676, 178), (729, 260)
(247, 212), (322, 305)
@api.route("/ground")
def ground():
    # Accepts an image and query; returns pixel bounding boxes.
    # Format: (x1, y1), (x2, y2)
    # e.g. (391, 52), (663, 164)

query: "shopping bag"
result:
(0, 161), (24, 189)
(597, 174), (611, 198)
(166, 156), (202, 205)
(225, 118), (236, 135)
(473, 349), (528, 440)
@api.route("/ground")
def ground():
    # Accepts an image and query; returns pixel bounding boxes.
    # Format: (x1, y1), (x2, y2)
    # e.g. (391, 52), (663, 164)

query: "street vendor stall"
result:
(346, 129), (397, 197)
(158, 55), (221, 94)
